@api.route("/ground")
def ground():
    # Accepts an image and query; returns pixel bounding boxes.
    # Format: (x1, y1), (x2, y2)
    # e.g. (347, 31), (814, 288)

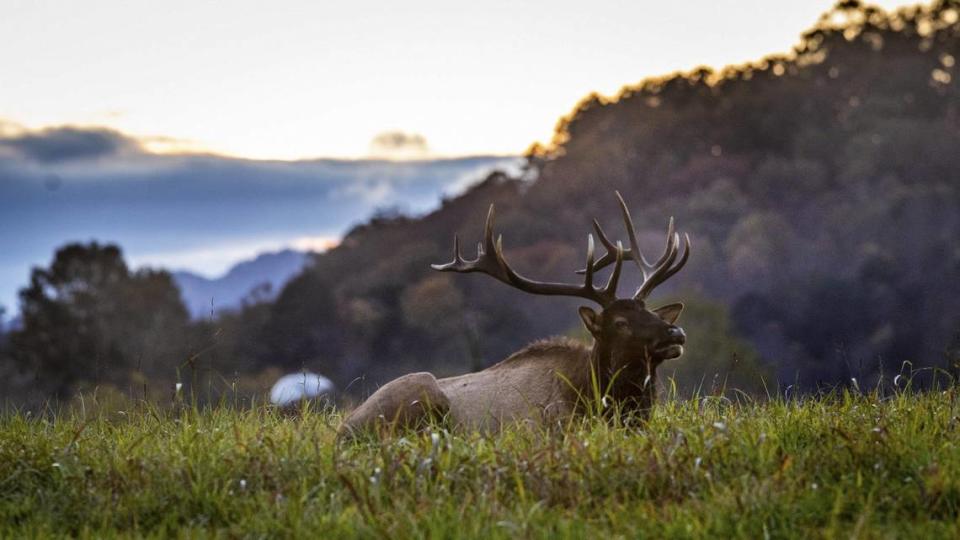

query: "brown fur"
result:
(339, 338), (590, 438)
(338, 195), (690, 439)
(338, 325), (668, 439)
(488, 337), (588, 369)
(338, 372), (451, 438)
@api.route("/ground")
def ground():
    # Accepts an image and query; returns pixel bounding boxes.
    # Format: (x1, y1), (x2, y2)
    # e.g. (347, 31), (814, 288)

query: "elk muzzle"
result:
(653, 326), (686, 359)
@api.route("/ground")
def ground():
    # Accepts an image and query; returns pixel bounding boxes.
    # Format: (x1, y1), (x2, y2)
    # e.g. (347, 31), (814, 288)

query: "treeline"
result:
(2, 0), (959, 406)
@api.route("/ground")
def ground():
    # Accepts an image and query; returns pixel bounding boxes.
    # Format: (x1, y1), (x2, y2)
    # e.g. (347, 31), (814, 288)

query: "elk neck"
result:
(589, 338), (658, 418)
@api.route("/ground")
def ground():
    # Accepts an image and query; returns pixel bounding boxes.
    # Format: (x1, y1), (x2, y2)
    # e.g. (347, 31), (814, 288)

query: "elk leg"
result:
(338, 372), (451, 440)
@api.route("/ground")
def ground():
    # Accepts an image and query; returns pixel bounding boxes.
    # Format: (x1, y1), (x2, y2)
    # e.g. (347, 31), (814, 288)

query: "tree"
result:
(10, 242), (189, 399)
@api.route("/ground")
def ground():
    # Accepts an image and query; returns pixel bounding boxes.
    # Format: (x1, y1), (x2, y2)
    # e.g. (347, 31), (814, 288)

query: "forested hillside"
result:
(3, 1), (958, 404)
(261, 0), (960, 396)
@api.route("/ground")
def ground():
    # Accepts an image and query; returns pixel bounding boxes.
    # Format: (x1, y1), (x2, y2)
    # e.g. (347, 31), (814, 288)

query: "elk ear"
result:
(578, 306), (602, 336)
(653, 302), (684, 324)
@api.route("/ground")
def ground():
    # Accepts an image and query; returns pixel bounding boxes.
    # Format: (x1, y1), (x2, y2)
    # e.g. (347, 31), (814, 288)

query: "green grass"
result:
(2, 389), (960, 538)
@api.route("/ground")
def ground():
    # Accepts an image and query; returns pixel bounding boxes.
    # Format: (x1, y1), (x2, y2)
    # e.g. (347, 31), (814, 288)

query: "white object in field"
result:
(270, 372), (334, 407)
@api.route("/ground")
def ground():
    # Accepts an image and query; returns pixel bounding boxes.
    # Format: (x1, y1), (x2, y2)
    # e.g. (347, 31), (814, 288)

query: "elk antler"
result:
(431, 205), (625, 307)
(580, 191), (690, 301)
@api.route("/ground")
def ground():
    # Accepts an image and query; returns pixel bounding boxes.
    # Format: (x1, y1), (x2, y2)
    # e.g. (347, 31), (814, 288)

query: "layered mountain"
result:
(173, 250), (313, 318)
(0, 153), (521, 313)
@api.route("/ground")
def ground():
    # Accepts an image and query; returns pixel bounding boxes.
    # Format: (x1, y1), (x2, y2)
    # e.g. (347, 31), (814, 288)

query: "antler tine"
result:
(575, 219), (618, 275)
(583, 192), (676, 278)
(592, 219), (617, 252)
(453, 234), (463, 263)
(483, 205), (497, 261)
(602, 240), (624, 295)
(430, 205), (499, 273)
(616, 191), (680, 278)
(615, 191), (647, 270)
(432, 236), (460, 271)
(634, 232), (691, 300)
(432, 204), (620, 306)
(651, 217), (676, 268)
(582, 234), (595, 291)
(634, 232), (678, 300)
(657, 232), (691, 287)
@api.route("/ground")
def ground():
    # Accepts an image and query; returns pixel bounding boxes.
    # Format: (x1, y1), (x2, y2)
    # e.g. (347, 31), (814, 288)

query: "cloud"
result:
(442, 157), (525, 197)
(138, 134), (206, 154)
(0, 124), (141, 163)
(0, 148), (515, 312)
(369, 130), (429, 158)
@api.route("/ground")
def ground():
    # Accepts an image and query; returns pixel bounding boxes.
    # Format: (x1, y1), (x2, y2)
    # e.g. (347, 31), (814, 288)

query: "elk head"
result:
(432, 192), (691, 381)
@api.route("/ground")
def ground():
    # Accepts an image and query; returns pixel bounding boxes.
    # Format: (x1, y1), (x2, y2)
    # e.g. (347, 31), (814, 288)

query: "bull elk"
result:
(339, 192), (691, 438)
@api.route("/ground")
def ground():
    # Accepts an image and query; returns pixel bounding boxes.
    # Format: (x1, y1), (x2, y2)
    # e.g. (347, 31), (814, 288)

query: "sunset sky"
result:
(2, 0), (909, 161)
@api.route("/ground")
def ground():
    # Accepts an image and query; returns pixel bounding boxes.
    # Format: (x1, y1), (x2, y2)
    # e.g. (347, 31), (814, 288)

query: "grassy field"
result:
(2, 388), (960, 539)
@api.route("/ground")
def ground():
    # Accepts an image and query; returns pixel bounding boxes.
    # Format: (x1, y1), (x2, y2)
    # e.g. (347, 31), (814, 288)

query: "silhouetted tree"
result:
(9, 243), (189, 398)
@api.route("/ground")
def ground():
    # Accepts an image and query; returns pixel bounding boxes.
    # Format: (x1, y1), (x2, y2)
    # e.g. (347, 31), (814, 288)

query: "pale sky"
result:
(1, 0), (909, 160)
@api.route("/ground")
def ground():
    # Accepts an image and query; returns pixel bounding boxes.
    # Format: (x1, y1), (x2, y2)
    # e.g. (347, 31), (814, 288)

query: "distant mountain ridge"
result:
(0, 150), (521, 312)
(173, 249), (313, 318)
